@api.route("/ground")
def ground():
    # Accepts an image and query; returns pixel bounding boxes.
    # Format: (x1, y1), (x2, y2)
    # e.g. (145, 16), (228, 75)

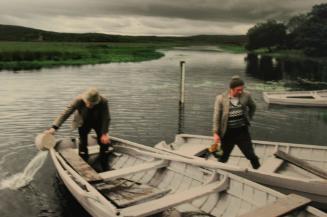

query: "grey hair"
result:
(82, 87), (101, 104)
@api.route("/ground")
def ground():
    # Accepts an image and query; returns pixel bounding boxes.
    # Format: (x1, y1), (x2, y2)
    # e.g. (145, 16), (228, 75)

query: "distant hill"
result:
(0, 24), (246, 44)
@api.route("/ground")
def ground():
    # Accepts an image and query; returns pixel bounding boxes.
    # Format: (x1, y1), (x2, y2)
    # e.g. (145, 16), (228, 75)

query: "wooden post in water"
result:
(179, 61), (186, 105)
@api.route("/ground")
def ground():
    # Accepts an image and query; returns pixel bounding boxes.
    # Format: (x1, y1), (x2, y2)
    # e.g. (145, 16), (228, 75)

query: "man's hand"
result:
(213, 133), (220, 144)
(100, 133), (110, 144)
(45, 127), (56, 135)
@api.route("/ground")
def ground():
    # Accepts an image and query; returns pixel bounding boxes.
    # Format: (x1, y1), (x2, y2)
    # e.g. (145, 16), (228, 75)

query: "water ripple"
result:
(0, 48), (327, 217)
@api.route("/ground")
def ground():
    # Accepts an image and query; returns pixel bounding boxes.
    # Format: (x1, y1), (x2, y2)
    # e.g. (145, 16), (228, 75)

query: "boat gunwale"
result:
(176, 134), (327, 150)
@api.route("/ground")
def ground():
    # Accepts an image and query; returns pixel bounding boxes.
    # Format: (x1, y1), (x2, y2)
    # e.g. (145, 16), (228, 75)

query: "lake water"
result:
(0, 47), (326, 217)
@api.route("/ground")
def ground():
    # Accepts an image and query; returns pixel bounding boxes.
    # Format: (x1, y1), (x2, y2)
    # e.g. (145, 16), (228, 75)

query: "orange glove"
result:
(208, 143), (220, 153)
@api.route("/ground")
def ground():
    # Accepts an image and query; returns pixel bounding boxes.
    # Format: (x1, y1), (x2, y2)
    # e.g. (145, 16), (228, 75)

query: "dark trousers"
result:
(78, 124), (110, 170)
(219, 126), (260, 169)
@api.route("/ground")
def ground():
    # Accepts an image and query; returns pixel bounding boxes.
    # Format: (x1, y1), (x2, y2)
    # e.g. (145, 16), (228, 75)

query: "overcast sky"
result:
(1, 0), (326, 36)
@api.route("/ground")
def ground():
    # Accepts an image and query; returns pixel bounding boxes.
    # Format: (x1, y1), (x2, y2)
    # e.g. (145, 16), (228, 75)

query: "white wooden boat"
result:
(262, 90), (327, 107)
(49, 136), (326, 217)
(157, 134), (327, 208)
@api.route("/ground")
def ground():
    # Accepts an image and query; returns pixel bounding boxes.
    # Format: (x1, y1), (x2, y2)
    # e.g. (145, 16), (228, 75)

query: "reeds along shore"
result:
(0, 42), (165, 71)
(0, 41), (244, 71)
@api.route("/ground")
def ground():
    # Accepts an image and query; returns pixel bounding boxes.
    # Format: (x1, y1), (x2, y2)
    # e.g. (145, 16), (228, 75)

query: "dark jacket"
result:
(213, 90), (256, 138)
(52, 96), (110, 135)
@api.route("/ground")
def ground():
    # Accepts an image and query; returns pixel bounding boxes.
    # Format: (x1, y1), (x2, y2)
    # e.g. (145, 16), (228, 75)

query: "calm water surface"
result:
(0, 47), (326, 217)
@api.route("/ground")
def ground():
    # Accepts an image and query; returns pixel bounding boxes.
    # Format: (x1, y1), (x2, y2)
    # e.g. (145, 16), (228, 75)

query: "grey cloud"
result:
(2, 0), (326, 22)
(0, 0), (326, 35)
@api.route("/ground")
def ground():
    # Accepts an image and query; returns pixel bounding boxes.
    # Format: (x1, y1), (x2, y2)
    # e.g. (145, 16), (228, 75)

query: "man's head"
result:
(229, 75), (245, 97)
(82, 87), (101, 108)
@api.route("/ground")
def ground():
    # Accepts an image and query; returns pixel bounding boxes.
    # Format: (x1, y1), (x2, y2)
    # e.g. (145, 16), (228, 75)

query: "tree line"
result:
(0, 25), (246, 45)
(246, 3), (327, 57)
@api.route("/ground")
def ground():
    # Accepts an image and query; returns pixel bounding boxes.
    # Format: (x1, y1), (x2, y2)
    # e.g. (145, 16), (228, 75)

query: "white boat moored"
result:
(262, 90), (327, 107)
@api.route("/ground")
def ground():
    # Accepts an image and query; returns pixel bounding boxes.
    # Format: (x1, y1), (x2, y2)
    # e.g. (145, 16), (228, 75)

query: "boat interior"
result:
(171, 135), (327, 181)
(53, 136), (322, 217)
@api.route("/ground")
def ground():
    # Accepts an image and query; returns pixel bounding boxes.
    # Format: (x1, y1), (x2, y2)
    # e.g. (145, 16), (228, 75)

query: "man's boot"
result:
(79, 151), (89, 162)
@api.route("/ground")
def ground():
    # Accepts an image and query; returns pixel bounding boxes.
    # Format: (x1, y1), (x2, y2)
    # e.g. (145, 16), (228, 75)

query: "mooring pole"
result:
(180, 61), (186, 105)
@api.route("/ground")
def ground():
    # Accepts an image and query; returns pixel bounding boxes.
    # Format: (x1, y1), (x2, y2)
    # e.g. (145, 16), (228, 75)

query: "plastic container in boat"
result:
(35, 133), (55, 151)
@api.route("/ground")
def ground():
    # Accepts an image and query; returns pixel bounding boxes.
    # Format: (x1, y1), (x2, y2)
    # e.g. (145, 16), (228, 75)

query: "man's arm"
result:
(247, 94), (256, 120)
(100, 98), (111, 135)
(213, 95), (222, 143)
(99, 98), (111, 144)
(51, 98), (79, 130)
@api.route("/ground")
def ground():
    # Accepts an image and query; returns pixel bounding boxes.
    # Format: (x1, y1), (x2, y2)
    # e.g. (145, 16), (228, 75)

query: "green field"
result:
(0, 41), (245, 71)
(0, 42), (171, 70)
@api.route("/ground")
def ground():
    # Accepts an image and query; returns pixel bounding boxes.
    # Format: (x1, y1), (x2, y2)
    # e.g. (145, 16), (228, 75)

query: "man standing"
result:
(47, 87), (111, 170)
(213, 76), (260, 169)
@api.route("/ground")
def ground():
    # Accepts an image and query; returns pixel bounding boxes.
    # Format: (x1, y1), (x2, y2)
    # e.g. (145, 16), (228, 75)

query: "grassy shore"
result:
(0, 42), (171, 71)
(0, 41), (245, 71)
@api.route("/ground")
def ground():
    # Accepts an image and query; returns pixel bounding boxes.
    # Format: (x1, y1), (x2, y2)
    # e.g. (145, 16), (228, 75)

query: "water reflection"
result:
(177, 104), (185, 134)
(245, 53), (327, 89)
(1, 48), (327, 217)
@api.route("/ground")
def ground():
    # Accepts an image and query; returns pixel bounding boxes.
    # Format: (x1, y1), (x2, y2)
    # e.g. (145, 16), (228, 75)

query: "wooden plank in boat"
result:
(176, 142), (208, 156)
(114, 154), (130, 169)
(99, 160), (168, 180)
(190, 179), (202, 188)
(121, 177), (229, 217)
(228, 179), (243, 197)
(94, 181), (119, 191)
(242, 184), (254, 202)
(129, 159), (145, 181)
(237, 200), (253, 216)
(239, 194), (311, 217)
(123, 158), (139, 180)
(108, 184), (171, 208)
(170, 173), (184, 193)
(175, 203), (202, 213)
(274, 150), (327, 179)
(210, 193), (230, 216)
(201, 193), (219, 213)
(60, 148), (102, 183)
(177, 176), (193, 191)
(191, 194), (209, 208)
(140, 170), (157, 184)
(253, 189), (267, 207)
(148, 168), (166, 186)
(157, 170), (175, 189)
(224, 195), (242, 217)
(258, 157), (284, 173)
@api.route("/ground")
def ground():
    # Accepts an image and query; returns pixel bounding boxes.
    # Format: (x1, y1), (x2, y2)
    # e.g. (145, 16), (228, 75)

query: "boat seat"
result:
(239, 194), (311, 217)
(95, 178), (171, 208)
(99, 160), (168, 181)
(60, 148), (103, 183)
(258, 157), (284, 173)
